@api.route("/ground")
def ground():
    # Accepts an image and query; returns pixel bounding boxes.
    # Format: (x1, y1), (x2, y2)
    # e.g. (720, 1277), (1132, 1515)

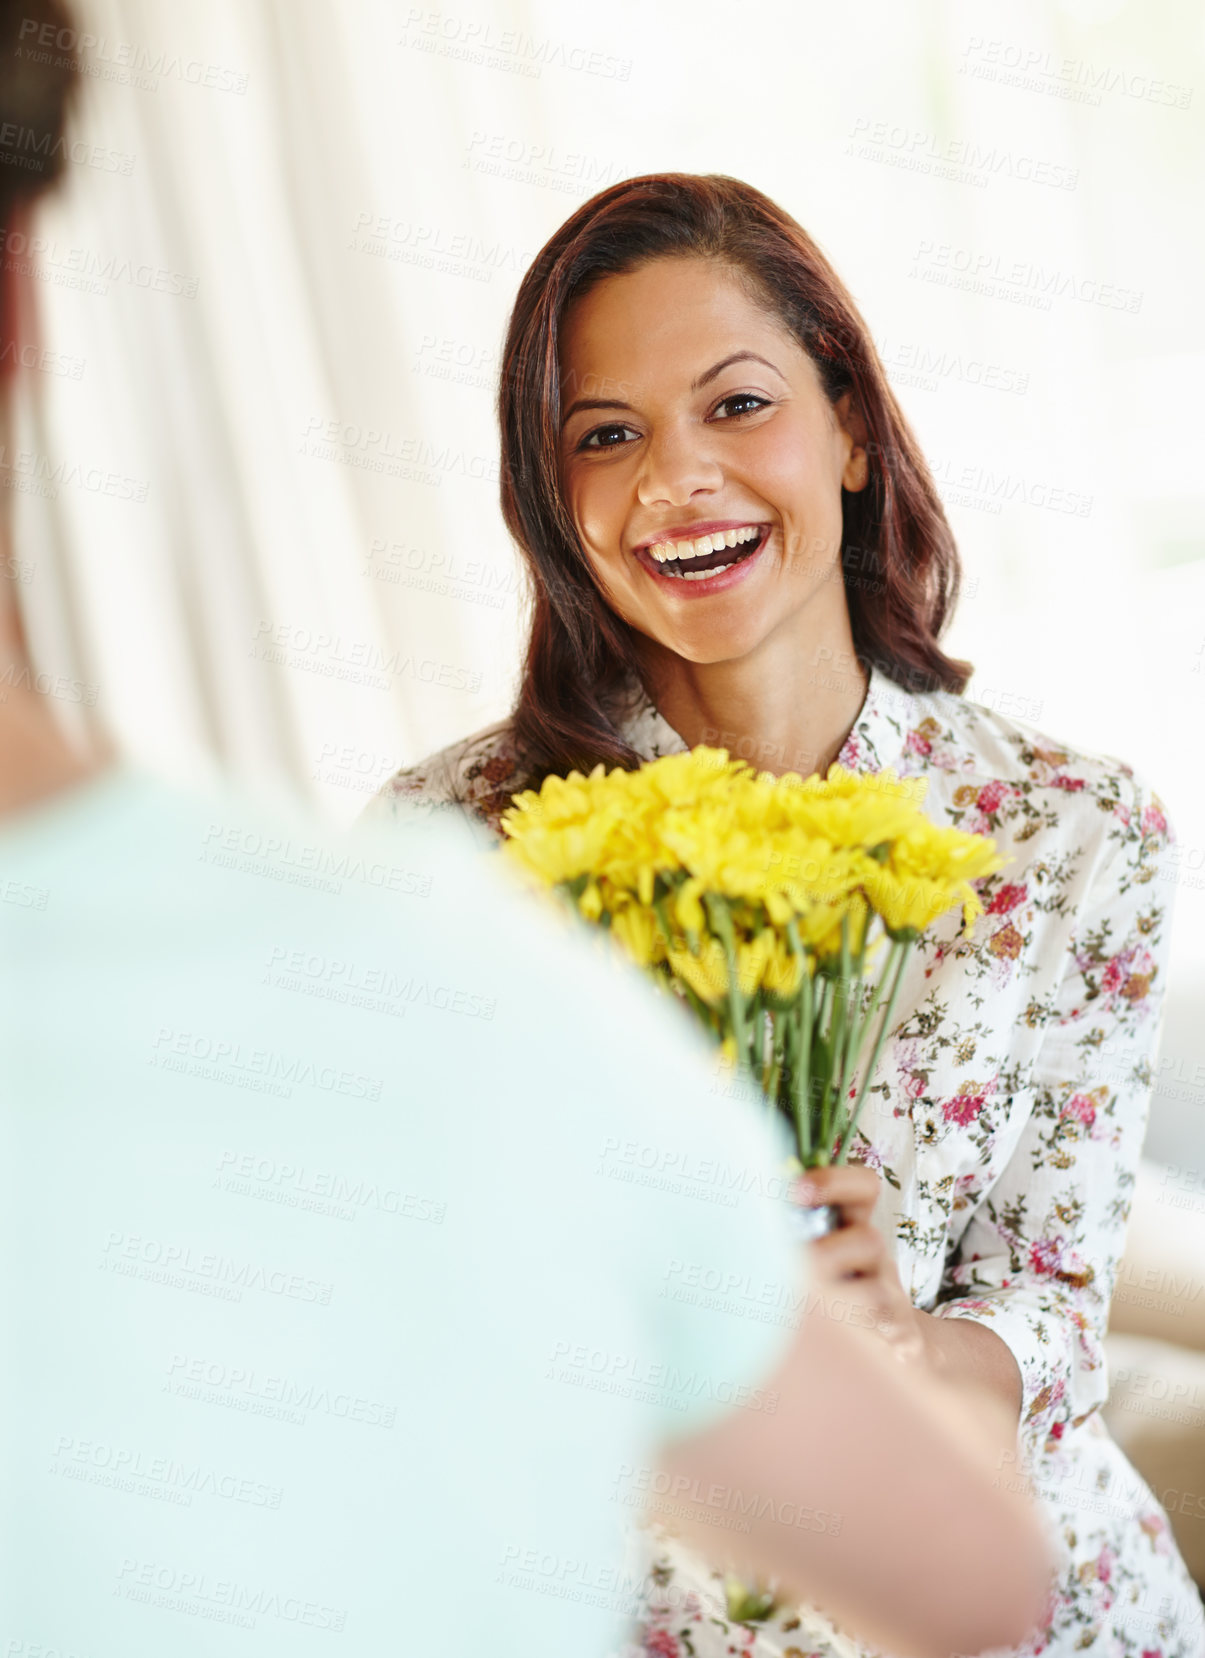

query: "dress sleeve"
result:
(358, 726), (516, 849)
(931, 772), (1176, 1462)
(360, 752), (460, 825)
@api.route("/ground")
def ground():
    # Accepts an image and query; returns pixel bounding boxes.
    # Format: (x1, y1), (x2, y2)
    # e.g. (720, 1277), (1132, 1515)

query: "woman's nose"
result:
(634, 424), (724, 508)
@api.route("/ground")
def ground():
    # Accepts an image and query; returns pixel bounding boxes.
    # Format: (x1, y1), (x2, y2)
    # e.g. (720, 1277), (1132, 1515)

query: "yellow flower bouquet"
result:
(501, 748), (1001, 1183)
(502, 748), (1002, 1631)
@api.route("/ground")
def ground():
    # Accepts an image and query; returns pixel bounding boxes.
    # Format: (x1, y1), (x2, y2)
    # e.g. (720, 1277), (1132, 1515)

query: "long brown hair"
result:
(0, 0), (78, 359)
(498, 172), (970, 786)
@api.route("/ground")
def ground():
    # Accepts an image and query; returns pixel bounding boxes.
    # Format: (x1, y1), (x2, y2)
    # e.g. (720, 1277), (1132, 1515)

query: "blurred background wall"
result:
(9, 0), (1205, 1165)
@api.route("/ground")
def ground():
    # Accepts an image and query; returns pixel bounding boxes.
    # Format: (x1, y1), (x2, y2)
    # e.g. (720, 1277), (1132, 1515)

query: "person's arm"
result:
(915, 1306), (1022, 1412)
(796, 773), (1176, 1464)
(654, 1272), (1053, 1658)
(923, 773), (1176, 1464)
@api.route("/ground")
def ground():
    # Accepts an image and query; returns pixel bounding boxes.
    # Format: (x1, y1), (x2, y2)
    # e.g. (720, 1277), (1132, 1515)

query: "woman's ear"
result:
(834, 390), (870, 493)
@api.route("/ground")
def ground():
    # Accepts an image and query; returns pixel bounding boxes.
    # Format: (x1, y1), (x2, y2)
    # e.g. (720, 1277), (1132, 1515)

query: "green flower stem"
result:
(831, 918), (852, 1150)
(777, 1008), (794, 1116)
(793, 969), (814, 1164)
(704, 895), (746, 1062)
(832, 940), (868, 1157)
(748, 992), (767, 1081)
(831, 939), (892, 1151)
(846, 949), (885, 1064)
(765, 1007), (787, 1109)
(652, 895), (676, 950)
(829, 947), (889, 1150)
(677, 977), (719, 1040)
(815, 968), (845, 1160)
(764, 1057), (781, 1109)
(834, 938), (912, 1165)
(805, 983), (821, 1124)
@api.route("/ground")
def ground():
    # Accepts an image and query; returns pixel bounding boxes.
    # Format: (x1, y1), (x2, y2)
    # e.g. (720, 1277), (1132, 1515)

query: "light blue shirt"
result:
(0, 769), (803, 1656)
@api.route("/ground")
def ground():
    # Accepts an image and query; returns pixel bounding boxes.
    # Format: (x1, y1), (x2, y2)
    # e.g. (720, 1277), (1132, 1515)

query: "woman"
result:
(367, 175), (1200, 1656)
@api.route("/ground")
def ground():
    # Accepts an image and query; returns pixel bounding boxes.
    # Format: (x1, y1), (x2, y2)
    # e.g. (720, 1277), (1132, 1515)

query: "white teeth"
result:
(669, 562), (733, 582)
(649, 524), (761, 563)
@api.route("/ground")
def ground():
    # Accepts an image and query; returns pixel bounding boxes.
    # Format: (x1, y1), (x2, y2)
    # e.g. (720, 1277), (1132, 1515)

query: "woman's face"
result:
(557, 256), (869, 669)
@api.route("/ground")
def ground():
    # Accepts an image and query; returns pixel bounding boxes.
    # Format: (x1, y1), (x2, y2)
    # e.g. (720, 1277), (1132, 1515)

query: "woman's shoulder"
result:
(364, 717), (526, 838)
(903, 681), (1172, 865)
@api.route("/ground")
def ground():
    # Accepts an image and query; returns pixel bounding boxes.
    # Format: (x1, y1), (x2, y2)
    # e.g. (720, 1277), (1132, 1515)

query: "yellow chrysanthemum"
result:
(609, 897), (664, 970)
(666, 936), (729, 1005)
(762, 935), (805, 998)
(500, 748), (1002, 978)
(735, 929), (776, 998)
(862, 819), (1004, 939)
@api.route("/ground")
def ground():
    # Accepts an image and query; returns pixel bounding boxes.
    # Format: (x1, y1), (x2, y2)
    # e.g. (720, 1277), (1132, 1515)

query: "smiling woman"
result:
(490, 174), (968, 797)
(367, 175), (1202, 1657)
(555, 260), (868, 695)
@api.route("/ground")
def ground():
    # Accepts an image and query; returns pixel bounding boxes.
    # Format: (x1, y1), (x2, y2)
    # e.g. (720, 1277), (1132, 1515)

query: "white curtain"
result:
(14, 0), (1205, 1136)
(14, 0), (549, 810)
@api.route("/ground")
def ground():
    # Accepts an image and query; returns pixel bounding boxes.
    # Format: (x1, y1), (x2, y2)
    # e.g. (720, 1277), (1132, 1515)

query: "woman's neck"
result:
(638, 613), (869, 779)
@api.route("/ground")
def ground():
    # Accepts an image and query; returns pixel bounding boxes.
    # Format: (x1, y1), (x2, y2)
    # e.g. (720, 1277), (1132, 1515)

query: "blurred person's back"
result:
(0, 768), (803, 1654)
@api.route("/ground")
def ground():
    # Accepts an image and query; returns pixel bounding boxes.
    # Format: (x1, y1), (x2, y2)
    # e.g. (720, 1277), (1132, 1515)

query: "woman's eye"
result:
(579, 423), (640, 451)
(712, 392), (770, 420)
(574, 396), (769, 451)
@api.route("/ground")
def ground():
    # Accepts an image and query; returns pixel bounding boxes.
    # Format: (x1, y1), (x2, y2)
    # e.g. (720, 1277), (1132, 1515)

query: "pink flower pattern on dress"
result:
(903, 726), (932, 759)
(1142, 801), (1169, 840)
(987, 881), (1029, 915)
(1061, 1093), (1098, 1130)
(943, 1088), (986, 1126)
(976, 778), (1009, 815)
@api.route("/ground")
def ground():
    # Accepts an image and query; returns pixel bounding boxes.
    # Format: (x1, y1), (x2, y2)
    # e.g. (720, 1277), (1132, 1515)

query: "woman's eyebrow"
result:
(690, 351), (786, 391)
(560, 394), (633, 428)
(560, 350), (787, 429)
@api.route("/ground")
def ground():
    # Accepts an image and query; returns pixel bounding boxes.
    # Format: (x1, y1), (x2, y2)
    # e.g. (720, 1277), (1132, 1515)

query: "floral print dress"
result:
(366, 666), (1204, 1657)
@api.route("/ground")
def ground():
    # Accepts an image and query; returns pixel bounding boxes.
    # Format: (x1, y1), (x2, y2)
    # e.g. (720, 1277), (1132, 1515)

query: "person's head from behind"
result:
(0, 0), (76, 379)
(498, 174), (969, 779)
(0, 0), (76, 674)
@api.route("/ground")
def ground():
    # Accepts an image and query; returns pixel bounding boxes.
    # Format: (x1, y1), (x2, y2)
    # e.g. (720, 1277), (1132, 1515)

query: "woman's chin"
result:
(645, 621), (772, 668)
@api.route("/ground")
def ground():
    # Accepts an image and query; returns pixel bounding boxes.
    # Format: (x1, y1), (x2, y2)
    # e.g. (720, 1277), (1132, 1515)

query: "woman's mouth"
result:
(633, 523), (771, 590)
